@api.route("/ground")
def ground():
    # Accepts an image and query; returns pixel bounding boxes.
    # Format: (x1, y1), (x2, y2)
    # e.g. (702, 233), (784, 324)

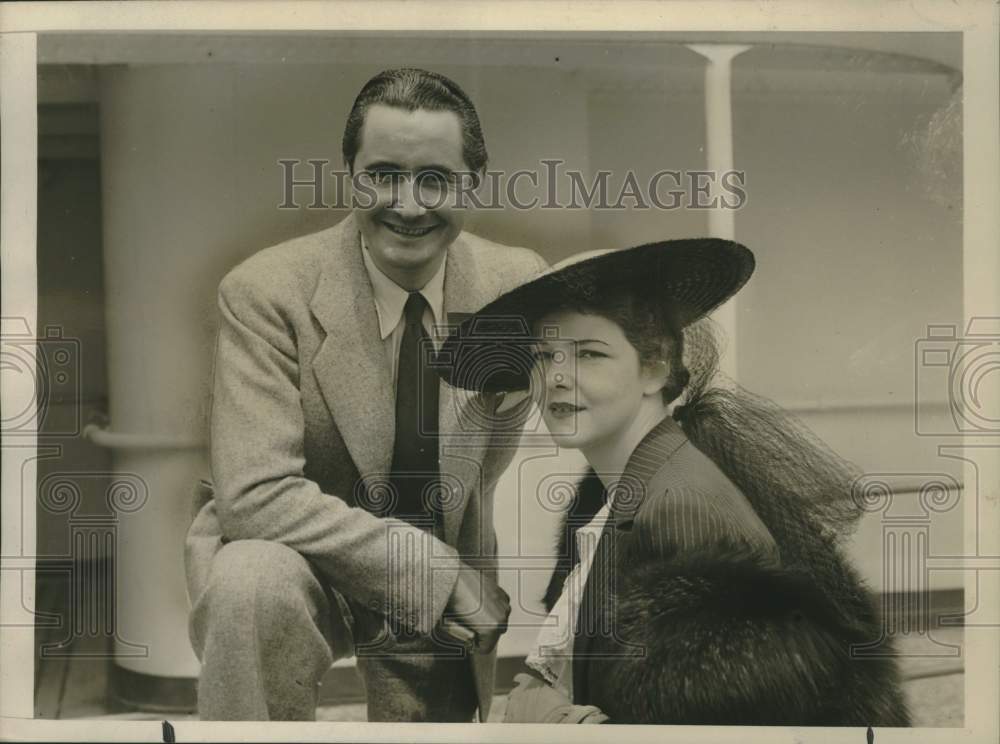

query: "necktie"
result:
(390, 292), (440, 529)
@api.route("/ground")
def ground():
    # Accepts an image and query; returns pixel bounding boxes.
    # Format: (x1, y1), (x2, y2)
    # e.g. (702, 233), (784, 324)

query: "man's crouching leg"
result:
(189, 539), (352, 720)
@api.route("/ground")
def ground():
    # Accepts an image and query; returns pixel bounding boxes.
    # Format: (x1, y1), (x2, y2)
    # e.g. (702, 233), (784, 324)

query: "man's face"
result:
(351, 104), (470, 289)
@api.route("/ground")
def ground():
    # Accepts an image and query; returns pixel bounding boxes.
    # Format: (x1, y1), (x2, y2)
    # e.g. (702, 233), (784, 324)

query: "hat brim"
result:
(434, 238), (754, 393)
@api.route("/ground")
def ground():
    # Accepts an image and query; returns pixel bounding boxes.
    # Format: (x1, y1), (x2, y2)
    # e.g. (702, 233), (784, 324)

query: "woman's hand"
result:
(504, 673), (608, 723)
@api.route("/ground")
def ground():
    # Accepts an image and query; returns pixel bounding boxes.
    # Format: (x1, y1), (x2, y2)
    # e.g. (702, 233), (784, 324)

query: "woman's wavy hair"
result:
(543, 287), (869, 606)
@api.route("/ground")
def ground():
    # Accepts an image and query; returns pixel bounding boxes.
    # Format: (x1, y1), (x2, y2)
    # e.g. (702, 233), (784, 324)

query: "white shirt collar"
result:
(360, 235), (447, 341)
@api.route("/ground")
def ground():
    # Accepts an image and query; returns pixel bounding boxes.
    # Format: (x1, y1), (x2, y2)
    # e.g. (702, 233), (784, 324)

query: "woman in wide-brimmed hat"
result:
(437, 239), (911, 726)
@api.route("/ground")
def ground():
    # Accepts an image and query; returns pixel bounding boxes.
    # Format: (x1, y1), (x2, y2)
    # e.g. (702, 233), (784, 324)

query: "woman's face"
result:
(532, 310), (665, 452)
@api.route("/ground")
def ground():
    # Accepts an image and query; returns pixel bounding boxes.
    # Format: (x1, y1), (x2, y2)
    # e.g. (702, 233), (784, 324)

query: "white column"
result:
(1, 32), (39, 721)
(686, 44), (750, 379)
(97, 66), (235, 679)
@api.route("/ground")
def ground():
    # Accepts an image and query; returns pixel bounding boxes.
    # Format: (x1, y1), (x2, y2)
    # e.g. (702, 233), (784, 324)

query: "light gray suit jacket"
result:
(185, 213), (546, 718)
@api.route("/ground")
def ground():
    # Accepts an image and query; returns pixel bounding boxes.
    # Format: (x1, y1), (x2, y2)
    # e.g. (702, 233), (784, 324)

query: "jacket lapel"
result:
(609, 416), (688, 529)
(310, 215), (395, 485)
(438, 234), (497, 546)
(309, 221), (496, 542)
(572, 417), (690, 702)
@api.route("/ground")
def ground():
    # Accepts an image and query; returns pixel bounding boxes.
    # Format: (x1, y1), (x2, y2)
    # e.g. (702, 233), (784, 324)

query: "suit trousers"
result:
(188, 539), (478, 721)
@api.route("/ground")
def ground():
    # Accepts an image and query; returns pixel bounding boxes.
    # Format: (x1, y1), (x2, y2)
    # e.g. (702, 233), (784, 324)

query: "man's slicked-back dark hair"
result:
(342, 68), (488, 173)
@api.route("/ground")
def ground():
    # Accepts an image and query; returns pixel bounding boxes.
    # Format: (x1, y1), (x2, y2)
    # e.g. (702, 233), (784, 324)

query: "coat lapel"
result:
(572, 417), (689, 701)
(438, 235), (497, 546)
(309, 221), (497, 542)
(310, 215), (395, 485)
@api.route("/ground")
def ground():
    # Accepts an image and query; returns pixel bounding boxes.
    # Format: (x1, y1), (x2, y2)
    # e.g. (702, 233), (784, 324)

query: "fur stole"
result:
(542, 470), (910, 726)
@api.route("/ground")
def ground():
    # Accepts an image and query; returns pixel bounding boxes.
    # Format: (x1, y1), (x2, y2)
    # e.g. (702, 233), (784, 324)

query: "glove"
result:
(504, 673), (608, 724)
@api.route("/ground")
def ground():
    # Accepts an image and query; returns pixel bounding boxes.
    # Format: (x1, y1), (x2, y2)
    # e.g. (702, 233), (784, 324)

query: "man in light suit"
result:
(185, 68), (547, 722)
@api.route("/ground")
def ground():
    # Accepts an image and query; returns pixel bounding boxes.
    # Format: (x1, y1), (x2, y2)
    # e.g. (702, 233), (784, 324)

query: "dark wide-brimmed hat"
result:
(435, 238), (755, 393)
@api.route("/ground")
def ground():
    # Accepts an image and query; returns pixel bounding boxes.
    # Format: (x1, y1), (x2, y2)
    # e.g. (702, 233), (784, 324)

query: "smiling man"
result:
(349, 104), (469, 288)
(184, 68), (547, 722)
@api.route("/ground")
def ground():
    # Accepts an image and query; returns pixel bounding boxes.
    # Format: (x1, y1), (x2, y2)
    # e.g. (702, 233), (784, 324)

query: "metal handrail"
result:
(903, 665), (964, 681)
(83, 423), (204, 451)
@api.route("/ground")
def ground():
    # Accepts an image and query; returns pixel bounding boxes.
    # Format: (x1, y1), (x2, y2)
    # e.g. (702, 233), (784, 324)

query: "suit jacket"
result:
(185, 213), (547, 719)
(544, 417), (910, 726)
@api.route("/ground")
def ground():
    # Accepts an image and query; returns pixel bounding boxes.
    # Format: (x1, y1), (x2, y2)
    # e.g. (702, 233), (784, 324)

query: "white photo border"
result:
(2, 1), (997, 742)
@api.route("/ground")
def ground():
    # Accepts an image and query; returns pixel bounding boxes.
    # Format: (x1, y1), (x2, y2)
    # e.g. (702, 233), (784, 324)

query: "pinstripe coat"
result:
(185, 213), (546, 719)
(543, 416), (910, 725)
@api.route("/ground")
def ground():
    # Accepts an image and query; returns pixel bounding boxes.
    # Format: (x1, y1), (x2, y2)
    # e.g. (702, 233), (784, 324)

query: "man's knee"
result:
(195, 540), (327, 640)
(191, 540), (339, 719)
